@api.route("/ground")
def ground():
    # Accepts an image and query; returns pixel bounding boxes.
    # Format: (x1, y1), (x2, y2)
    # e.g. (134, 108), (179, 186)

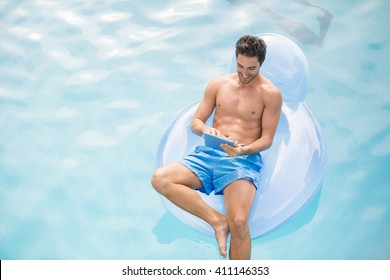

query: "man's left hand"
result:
(220, 143), (244, 157)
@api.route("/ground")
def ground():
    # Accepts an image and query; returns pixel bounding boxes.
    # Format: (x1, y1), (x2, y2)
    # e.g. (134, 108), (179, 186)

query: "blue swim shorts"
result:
(179, 145), (263, 195)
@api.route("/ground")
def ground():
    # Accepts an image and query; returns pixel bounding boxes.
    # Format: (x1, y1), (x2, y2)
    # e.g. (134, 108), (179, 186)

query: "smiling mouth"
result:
(240, 73), (252, 81)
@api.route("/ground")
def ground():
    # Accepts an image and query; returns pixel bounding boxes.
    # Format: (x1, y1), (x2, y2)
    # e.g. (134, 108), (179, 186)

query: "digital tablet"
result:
(203, 131), (235, 151)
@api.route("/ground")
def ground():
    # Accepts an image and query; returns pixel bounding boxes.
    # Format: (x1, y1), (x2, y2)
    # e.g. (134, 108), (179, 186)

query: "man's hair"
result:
(235, 35), (267, 65)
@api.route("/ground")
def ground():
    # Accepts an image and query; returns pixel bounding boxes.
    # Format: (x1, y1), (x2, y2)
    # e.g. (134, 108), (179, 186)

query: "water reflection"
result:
(227, 0), (333, 46)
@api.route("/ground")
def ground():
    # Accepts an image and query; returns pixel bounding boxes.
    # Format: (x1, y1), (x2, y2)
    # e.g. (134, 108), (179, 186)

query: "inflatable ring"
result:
(156, 33), (326, 238)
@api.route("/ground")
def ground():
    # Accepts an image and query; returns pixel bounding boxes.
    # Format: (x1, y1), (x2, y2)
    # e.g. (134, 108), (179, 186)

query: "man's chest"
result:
(216, 90), (264, 120)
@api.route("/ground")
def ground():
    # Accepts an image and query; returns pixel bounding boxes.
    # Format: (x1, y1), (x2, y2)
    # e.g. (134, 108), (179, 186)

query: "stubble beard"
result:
(238, 72), (258, 84)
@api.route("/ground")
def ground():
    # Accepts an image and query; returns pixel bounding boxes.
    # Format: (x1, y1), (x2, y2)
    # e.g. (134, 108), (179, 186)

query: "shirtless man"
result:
(151, 35), (282, 260)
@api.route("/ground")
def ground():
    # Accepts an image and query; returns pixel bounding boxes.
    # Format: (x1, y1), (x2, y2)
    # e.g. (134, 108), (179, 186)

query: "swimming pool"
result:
(0, 0), (388, 260)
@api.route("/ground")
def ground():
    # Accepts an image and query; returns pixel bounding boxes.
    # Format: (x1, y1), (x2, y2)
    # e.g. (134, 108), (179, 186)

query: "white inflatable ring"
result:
(156, 33), (327, 238)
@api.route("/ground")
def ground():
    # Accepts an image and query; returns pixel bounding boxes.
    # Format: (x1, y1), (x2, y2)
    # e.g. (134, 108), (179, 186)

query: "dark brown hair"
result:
(235, 35), (267, 65)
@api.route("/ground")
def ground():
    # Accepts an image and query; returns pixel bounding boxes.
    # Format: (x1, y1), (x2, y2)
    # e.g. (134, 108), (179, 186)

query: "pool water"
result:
(0, 0), (389, 259)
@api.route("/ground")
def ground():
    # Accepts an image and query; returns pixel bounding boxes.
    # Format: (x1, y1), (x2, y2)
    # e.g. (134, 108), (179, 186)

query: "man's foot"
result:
(214, 216), (229, 258)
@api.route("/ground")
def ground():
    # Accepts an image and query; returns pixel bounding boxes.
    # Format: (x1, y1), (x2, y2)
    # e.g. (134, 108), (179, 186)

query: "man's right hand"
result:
(203, 127), (222, 136)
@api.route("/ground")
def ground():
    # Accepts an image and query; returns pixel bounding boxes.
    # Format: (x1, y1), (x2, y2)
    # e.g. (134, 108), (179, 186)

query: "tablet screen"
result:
(203, 132), (235, 151)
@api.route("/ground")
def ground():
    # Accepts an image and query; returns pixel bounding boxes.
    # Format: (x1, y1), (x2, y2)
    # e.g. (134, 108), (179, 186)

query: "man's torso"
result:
(212, 73), (271, 145)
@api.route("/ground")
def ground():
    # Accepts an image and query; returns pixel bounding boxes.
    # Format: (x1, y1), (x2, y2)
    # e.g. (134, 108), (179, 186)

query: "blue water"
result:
(0, 0), (389, 260)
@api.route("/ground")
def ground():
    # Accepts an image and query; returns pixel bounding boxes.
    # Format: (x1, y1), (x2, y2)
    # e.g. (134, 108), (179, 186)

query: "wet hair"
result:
(235, 35), (267, 65)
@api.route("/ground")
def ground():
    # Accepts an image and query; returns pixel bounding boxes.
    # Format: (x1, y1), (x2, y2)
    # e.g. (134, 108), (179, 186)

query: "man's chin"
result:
(239, 77), (252, 84)
(238, 73), (256, 84)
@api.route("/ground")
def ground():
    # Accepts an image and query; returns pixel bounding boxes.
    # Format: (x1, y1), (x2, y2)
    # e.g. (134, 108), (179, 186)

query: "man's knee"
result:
(228, 215), (250, 238)
(151, 167), (170, 194)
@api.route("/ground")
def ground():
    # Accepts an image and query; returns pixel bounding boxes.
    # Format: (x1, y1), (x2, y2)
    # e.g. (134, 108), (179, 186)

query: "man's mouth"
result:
(240, 73), (251, 80)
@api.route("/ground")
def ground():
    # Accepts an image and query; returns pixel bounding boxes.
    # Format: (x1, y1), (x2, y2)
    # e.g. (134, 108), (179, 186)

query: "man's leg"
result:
(223, 179), (256, 260)
(151, 162), (229, 257)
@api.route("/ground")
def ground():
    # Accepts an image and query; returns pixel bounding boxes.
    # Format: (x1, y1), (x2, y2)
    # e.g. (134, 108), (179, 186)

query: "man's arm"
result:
(191, 78), (221, 136)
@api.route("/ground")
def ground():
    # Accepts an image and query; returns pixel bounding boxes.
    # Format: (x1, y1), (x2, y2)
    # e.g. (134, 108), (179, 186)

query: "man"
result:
(151, 35), (282, 260)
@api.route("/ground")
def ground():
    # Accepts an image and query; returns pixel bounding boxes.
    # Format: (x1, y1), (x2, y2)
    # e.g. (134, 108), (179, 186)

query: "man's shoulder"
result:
(259, 77), (280, 95)
(260, 82), (280, 94)
(259, 77), (282, 104)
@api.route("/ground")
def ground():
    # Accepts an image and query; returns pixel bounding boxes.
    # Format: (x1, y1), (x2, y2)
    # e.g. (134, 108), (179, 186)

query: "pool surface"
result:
(0, 0), (389, 259)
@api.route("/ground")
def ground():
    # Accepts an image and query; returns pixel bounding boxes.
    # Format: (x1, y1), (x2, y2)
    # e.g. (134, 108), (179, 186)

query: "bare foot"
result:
(214, 216), (229, 258)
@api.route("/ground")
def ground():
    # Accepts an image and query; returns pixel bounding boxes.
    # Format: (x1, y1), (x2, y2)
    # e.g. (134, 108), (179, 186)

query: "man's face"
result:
(236, 54), (260, 84)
